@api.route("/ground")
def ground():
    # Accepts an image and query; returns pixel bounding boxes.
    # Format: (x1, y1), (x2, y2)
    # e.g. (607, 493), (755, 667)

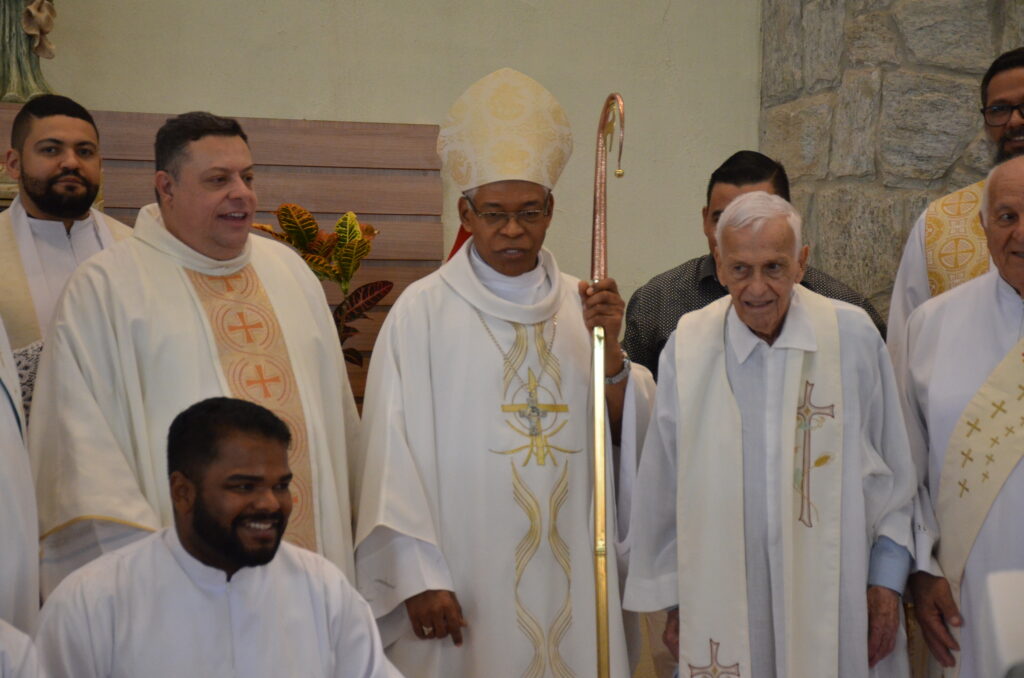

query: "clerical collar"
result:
(25, 212), (95, 236)
(726, 288), (817, 364)
(133, 203), (252, 275)
(468, 243), (551, 305)
(164, 527), (261, 591)
(439, 236), (563, 325)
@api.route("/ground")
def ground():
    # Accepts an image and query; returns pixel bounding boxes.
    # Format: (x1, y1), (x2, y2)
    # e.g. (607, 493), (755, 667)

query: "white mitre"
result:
(437, 67), (573, 192)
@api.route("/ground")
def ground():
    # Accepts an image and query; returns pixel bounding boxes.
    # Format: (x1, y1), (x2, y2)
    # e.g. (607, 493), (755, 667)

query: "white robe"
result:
(0, 621), (38, 678)
(901, 270), (1024, 678)
(0, 318), (38, 635)
(29, 205), (360, 595)
(35, 529), (399, 678)
(354, 242), (655, 678)
(624, 294), (916, 678)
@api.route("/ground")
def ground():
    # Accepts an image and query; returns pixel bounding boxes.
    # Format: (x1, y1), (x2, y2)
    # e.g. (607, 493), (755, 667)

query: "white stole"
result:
(673, 286), (844, 677)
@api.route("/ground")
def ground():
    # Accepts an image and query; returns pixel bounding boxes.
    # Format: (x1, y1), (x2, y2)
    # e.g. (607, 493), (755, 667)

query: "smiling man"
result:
(354, 68), (654, 678)
(35, 398), (398, 678)
(0, 95), (132, 414)
(899, 155), (1024, 678)
(624, 191), (917, 678)
(29, 112), (360, 597)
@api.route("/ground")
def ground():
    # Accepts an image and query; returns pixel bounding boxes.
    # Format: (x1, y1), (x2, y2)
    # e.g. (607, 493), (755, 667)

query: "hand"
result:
(867, 586), (900, 667)
(662, 608), (680, 662)
(578, 278), (626, 374)
(404, 589), (468, 646)
(908, 572), (961, 667)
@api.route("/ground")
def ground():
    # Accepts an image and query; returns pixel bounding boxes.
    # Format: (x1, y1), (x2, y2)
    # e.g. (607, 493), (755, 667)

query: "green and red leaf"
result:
(276, 204), (320, 249)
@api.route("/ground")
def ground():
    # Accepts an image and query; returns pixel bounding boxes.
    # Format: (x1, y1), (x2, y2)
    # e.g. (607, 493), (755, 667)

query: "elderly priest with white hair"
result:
(900, 154), (1024, 678)
(624, 191), (916, 678)
(354, 68), (655, 678)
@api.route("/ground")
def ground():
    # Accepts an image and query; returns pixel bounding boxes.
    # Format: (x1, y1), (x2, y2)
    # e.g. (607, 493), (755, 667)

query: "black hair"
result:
(706, 150), (791, 203)
(167, 397), (291, 481)
(982, 47), (1024, 105)
(10, 94), (98, 152)
(155, 111), (248, 177)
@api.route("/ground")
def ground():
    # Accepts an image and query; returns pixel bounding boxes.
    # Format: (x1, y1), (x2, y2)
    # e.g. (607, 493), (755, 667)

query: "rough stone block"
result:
(961, 133), (996, 174)
(849, 0), (895, 12)
(879, 70), (979, 186)
(762, 0), (803, 106)
(846, 12), (899, 66)
(802, 0), (844, 93)
(895, 0), (994, 73)
(809, 185), (922, 305)
(1002, 0), (1024, 54)
(830, 69), (882, 178)
(761, 92), (835, 181)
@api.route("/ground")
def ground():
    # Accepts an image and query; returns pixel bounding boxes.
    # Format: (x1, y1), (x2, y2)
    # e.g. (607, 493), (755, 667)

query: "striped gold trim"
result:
(512, 462), (545, 678)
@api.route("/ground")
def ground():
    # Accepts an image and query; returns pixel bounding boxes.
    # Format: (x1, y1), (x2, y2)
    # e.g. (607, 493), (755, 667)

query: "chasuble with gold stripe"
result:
(354, 242), (655, 678)
(29, 204), (359, 595)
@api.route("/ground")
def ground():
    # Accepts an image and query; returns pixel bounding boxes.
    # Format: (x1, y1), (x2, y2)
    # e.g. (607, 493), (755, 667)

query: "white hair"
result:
(980, 156), (1024, 228)
(715, 190), (803, 255)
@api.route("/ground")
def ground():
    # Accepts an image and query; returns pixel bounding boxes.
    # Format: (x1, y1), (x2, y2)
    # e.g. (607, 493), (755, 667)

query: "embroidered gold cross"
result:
(1017, 384), (1024, 400)
(1007, 425), (1016, 436)
(966, 418), (981, 436)
(245, 364), (282, 398)
(986, 453), (996, 465)
(795, 381), (835, 528)
(991, 400), (1007, 418)
(959, 479), (970, 498)
(991, 436), (1001, 448)
(688, 639), (741, 678)
(492, 368), (578, 466)
(983, 471), (990, 482)
(227, 311), (265, 344)
(960, 449), (974, 467)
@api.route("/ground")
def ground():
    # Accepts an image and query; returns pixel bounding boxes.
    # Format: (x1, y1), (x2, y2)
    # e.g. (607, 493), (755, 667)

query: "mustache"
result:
(47, 168), (90, 186)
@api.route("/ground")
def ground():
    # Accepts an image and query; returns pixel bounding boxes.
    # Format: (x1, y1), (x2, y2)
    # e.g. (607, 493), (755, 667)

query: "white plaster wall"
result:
(42, 0), (760, 300)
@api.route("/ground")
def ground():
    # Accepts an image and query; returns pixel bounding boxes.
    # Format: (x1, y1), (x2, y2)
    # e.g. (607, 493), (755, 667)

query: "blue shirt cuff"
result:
(868, 536), (912, 595)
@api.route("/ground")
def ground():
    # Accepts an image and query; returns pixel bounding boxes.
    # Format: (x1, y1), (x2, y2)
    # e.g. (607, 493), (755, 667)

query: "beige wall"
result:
(42, 0), (760, 299)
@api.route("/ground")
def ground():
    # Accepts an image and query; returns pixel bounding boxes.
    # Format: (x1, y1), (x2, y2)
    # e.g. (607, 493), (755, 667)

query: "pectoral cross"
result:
(796, 380), (834, 528)
(492, 368), (578, 466)
(688, 639), (741, 678)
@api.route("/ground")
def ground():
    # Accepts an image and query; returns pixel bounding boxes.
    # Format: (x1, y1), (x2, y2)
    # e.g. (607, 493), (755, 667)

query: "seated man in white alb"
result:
(36, 397), (399, 678)
(624, 192), (916, 677)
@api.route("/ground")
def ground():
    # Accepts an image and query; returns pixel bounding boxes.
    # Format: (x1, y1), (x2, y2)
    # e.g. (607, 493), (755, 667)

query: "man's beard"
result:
(191, 495), (286, 570)
(995, 129), (1024, 163)
(20, 169), (99, 219)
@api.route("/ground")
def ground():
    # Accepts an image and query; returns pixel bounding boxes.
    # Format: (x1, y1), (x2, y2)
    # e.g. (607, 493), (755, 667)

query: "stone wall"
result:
(760, 0), (1024, 319)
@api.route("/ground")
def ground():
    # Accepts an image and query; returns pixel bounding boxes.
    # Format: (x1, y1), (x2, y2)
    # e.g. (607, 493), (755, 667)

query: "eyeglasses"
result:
(980, 103), (1024, 126)
(464, 194), (551, 228)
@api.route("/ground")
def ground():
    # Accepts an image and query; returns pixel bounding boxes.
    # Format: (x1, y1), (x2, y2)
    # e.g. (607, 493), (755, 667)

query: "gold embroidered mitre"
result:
(437, 67), (573, 192)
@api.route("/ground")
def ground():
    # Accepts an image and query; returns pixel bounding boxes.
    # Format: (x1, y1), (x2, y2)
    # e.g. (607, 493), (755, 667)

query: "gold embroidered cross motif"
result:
(959, 479), (970, 498)
(991, 400), (1007, 418)
(966, 418), (981, 436)
(991, 436), (1001, 448)
(795, 380), (835, 528)
(986, 453), (996, 465)
(960, 449), (974, 467)
(492, 368), (579, 466)
(688, 639), (741, 678)
(983, 471), (990, 482)
(1017, 384), (1024, 400)
(227, 311), (265, 344)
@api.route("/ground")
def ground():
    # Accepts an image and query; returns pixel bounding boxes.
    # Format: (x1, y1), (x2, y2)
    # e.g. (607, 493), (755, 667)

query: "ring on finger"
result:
(421, 626), (434, 636)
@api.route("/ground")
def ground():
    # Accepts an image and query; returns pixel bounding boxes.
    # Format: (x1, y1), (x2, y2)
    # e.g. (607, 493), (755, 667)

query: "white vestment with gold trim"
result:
(29, 204), (359, 595)
(902, 269), (1024, 678)
(625, 289), (915, 678)
(354, 241), (655, 678)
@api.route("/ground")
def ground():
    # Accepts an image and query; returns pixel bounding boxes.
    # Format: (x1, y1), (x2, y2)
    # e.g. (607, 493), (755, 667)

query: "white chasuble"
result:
(355, 242), (654, 678)
(625, 289), (916, 678)
(902, 270), (1024, 678)
(30, 204), (358, 593)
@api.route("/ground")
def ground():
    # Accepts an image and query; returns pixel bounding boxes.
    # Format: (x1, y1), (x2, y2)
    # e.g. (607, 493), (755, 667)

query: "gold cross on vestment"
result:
(227, 311), (265, 344)
(960, 449), (974, 467)
(492, 368), (578, 466)
(688, 639), (741, 678)
(245, 364), (282, 399)
(795, 381), (835, 528)
(966, 418), (981, 436)
(991, 400), (1007, 418)
(959, 479), (970, 498)
(213, 272), (246, 293)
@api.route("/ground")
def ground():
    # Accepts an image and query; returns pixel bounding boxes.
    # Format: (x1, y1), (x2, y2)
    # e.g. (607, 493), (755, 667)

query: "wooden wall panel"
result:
(0, 103), (443, 399)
